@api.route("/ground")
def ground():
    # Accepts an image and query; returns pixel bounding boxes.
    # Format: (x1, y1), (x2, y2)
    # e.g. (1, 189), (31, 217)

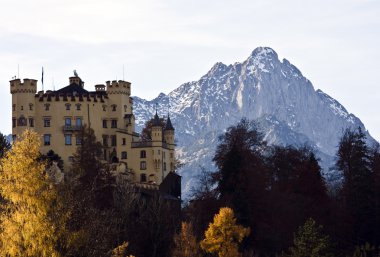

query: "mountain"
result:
(132, 47), (377, 199)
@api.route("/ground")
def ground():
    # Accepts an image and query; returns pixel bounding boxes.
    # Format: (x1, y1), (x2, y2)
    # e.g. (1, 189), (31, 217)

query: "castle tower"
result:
(164, 115), (175, 172)
(10, 78), (37, 140)
(151, 111), (162, 146)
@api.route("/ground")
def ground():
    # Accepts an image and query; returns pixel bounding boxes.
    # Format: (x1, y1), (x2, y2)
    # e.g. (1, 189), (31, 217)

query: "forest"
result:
(0, 118), (380, 257)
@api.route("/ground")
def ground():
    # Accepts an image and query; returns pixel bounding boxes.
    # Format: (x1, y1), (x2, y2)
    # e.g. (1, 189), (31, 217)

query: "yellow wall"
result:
(10, 76), (175, 186)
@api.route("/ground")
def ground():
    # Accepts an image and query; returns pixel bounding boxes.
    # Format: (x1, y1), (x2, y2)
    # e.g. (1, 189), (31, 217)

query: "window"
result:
(163, 151), (166, 158)
(76, 104), (81, 110)
(140, 150), (146, 158)
(29, 118), (34, 127)
(65, 103), (71, 110)
(158, 150), (161, 155)
(102, 135), (108, 147)
(140, 173), (147, 182)
(29, 103), (33, 110)
(122, 138), (126, 145)
(12, 104), (15, 111)
(18, 116), (27, 126)
(102, 120), (107, 128)
(12, 118), (16, 128)
(111, 135), (116, 146)
(12, 135), (16, 142)
(163, 162), (167, 171)
(76, 118), (82, 127)
(111, 119), (117, 128)
(124, 105), (127, 112)
(65, 118), (71, 126)
(44, 134), (51, 146)
(112, 105), (117, 111)
(170, 153), (174, 158)
(44, 104), (50, 111)
(121, 151), (127, 159)
(44, 118), (51, 127)
(76, 136), (81, 145)
(103, 149), (107, 160)
(102, 105), (107, 111)
(21, 105), (23, 110)
(140, 161), (147, 170)
(65, 134), (72, 145)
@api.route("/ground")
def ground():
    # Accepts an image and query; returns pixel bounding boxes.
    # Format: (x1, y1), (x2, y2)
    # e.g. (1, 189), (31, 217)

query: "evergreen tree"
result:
(0, 132), (11, 159)
(265, 146), (330, 253)
(39, 149), (64, 170)
(213, 118), (267, 227)
(336, 128), (374, 245)
(0, 130), (65, 256)
(200, 207), (250, 257)
(289, 218), (332, 257)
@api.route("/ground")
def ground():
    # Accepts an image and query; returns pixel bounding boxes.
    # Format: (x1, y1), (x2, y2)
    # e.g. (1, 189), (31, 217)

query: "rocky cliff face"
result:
(132, 47), (376, 198)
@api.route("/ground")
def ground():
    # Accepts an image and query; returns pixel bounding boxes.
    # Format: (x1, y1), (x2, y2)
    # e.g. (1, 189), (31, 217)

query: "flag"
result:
(41, 67), (44, 87)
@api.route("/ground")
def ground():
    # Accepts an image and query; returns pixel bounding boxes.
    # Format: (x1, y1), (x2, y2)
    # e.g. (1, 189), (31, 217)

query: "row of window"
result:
(43, 134), (81, 146)
(12, 104), (34, 111)
(13, 104), (130, 112)
(12, 117), (34, 127)
(102, 119), (118, 128)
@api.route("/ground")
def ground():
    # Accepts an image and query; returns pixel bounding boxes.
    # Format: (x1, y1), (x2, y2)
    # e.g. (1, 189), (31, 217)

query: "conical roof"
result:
(152, 111), (161, 126)
(165, 115), (175, 131)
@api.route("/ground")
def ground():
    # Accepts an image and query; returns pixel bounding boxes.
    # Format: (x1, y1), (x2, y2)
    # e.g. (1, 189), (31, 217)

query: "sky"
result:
(0, 0), (379, 141)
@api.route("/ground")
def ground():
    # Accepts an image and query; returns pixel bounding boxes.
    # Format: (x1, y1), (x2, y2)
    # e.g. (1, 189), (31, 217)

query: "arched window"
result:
(140, 150), (146, 158)
(140, 173), (147, 182)
(17, 115), (27, 126)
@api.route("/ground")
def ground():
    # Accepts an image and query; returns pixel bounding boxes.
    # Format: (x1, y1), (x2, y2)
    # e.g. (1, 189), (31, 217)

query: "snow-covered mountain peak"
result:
(131, 47), (377, 198)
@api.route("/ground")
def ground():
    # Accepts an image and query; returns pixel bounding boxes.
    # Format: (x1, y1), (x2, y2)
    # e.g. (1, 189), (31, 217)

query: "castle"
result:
(10, 73), (178, 189)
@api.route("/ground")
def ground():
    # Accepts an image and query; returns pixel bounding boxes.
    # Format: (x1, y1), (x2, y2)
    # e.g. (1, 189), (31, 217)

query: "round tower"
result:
(151, 111), (163, 146)
(164, 115), (175, 149)
(10, 78), (37, 139)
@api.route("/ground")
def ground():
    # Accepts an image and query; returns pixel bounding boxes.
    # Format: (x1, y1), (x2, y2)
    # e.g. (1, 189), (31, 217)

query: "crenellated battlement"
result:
(10, 78), (37, 94)
(106, 80), (131, 95)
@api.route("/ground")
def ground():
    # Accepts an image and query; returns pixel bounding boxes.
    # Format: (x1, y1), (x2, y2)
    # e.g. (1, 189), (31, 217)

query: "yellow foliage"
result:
(200, 207), (250, 257)
(172, 222), (201, 257)
(0, 130), (63, 257)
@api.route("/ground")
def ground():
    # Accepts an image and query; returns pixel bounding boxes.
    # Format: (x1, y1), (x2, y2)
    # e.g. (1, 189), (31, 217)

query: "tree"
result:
(0, 132), (11, 159)
(141, 117), (166, 141)
(289, 218), (332, 257)
(39, 149), (64, 171)
(213, 118), (268, 228)
(336, 128), (374, 245)
(172, 222), (201, 257)
(200, 207), (250, 257)
(0, 130), (65, 256)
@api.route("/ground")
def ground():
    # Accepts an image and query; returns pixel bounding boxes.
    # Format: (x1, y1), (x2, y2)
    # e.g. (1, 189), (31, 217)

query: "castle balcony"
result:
(63, 125), (82, 131)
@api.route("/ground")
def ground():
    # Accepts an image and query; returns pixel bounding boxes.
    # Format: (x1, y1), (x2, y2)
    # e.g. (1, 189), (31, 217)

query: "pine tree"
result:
(336, 128), (374, 245)
(0, 132), (11, 159)
(172, 222), (201, 257)
(289, 218), (332, 257)
(200, 207), (250, 257)
(0, 130), (64, 256)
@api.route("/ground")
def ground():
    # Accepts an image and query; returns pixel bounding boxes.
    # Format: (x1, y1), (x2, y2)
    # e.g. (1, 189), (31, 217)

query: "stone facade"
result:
(10, 74), (176, 186)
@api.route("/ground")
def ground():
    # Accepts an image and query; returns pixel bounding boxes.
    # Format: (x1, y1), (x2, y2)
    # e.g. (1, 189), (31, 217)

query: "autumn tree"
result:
(172, 222), (201, 257)
(201, 207), (250, 257)
(0, 130), (65, 256)
(289, 218), (332, 257)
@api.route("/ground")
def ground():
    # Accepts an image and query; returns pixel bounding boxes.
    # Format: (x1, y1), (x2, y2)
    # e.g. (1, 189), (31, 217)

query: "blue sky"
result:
(0, 0), (379, 141)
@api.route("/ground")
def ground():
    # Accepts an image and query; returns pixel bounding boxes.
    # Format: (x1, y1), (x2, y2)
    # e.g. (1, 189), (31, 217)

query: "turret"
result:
(10, 78), (37, 138)
(164, 115), (175, 147)
(151, 111), (162, 145)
